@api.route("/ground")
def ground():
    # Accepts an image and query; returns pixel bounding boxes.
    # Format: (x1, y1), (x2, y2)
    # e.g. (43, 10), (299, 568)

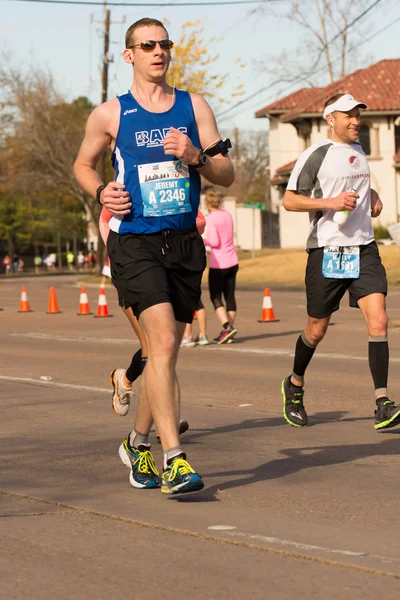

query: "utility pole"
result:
(234, 127), (240, 198)
(99, 7), (111, 183)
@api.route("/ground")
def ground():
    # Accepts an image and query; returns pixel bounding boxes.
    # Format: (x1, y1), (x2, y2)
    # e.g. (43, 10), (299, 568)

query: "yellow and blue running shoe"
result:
(161, 453), (204, 495)
(119, 436), (160, 489)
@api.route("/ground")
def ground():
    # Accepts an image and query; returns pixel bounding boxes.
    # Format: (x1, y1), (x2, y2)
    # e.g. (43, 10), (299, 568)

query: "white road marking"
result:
(208, 525), (237, 531)
(9, 332), (139, 345)
(0, 375), (109, 394)
(8, 332), (400, 363)
(224, 531), (398, 564)
(239, 403), (253, 407)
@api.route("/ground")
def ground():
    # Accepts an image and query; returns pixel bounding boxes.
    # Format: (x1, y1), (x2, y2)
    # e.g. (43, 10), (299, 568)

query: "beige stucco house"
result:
(255, 59), (400, 248)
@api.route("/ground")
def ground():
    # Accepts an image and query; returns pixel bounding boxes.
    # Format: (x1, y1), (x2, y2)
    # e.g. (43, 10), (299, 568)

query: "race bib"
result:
(138, 160), (192, 217)
(322, 246), (360, 279)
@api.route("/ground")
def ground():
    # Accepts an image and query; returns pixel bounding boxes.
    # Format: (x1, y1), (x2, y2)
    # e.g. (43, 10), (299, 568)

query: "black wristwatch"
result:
(192, 150), (208, 169)
(96, 184), (106, 205)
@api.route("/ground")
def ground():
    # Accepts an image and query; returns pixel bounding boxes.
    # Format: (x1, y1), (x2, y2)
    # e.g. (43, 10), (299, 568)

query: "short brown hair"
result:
(125, 18), (168, 48)
(324, 93), (345, 110)
(205, 188), (223, 209)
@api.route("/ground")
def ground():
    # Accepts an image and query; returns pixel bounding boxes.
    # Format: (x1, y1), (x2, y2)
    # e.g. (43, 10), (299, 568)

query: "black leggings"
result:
(209, 265), (239, 312)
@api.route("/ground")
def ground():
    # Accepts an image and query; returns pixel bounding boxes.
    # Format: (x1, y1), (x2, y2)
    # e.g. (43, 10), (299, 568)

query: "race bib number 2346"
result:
(138, 160), (192, 218)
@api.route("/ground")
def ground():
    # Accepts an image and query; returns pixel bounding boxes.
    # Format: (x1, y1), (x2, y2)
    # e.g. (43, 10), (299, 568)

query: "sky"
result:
(1, 0), (400, 134)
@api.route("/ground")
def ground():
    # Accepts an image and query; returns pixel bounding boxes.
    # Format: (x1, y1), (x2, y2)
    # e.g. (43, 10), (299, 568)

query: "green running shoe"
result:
(374, 398), (400, 430)
(281, 376), (308, 427)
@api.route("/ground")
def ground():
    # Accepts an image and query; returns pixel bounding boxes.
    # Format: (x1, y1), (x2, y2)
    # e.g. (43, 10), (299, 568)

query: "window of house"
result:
(395, 125), (400, 162)
(359, 124), (371, 156)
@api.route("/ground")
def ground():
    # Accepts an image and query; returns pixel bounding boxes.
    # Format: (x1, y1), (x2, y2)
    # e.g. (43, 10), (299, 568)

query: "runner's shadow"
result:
(202, 436), (400, 496)
(230, 330), (302, 343)
(183, 411), (370, 445)
(311, 411), (371, 424)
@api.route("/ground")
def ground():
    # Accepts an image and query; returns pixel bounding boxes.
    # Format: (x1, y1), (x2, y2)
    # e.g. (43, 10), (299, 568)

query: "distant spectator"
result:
(45, 254), (55, 271)
(12, 253), (19, 273)
(77, 251), (85, 271)
(17, 258), (24, 272)
(49, 253), (57, 270)
(2, 255), (11, 275)
(34, 255), (42, 274)
(66, 251), (75, 271)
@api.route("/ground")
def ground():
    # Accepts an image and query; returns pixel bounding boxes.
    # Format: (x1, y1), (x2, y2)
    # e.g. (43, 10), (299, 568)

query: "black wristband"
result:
(192, 151), (208, 169)
(96, 184), (106, 205)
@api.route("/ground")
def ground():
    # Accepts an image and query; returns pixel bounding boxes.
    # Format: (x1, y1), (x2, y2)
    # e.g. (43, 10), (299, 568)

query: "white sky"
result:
(1, 0), (400, 133)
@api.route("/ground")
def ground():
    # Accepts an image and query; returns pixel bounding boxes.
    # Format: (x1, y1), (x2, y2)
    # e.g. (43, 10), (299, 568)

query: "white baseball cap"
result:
(323, 94), (367, 118)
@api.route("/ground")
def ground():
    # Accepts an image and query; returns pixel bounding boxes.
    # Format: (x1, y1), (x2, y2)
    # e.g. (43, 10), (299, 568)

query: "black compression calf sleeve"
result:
(292, 334), (316, 382)
(368, 337), (389, 397)
(126, 348), (142, 383)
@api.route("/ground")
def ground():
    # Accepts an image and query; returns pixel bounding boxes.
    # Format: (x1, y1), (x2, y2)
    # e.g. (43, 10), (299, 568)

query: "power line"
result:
(8, 0), (285, 5)
(215, 0), (388, 120)
(218, 12), (400, 123)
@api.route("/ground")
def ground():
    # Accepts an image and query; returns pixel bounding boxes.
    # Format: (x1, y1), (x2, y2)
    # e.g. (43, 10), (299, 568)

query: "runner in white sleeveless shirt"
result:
(280, 92), (400, 431)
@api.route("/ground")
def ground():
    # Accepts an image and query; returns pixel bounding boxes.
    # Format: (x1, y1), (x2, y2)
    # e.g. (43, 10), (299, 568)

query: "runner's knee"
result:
(148, 329), (178, 359)
(367, 311), (388, 337)
(306, 320), (328, 345)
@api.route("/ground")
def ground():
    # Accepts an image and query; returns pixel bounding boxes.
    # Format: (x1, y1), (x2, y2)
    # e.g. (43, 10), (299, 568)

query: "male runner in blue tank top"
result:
(74, 17), (234, 495)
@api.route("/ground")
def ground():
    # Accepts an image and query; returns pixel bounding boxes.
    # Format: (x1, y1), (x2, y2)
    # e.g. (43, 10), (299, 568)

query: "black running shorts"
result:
(107, 227), (206, 323)
(305, 241), (387, 319)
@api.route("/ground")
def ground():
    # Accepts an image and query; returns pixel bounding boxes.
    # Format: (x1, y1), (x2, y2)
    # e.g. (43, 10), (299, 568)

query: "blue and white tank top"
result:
(109, 89), (201, 235)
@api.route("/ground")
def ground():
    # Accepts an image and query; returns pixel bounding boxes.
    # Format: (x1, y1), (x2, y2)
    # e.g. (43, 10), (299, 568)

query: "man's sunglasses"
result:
(128, 40), (174, 52)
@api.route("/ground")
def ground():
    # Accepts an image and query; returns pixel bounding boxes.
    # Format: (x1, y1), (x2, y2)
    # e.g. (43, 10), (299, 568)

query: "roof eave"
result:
(255, 109), (285, 119)
(281, 109), (400, 123)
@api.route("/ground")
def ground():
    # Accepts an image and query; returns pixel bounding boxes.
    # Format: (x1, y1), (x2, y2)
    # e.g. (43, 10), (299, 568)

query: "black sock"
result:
(292, 334), (316, 383)
(140, 356), (147, 373)
(223, 321), (230, 330)
(368, 337), (389, 398)
(126, 349), (142, 383)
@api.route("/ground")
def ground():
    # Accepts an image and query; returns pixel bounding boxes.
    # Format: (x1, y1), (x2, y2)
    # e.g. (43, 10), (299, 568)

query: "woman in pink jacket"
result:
(203, 188), (239, 344)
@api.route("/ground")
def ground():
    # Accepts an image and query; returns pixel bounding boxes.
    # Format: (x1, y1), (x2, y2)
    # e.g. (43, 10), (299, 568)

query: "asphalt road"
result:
(1, 275), (400, 599)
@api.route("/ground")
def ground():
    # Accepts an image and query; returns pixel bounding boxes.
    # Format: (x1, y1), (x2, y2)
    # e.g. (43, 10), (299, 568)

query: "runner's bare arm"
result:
(371, 189), (383, 217)
(283, 190), (358, 213)
(73, 104), (131, 214)
(163, 94), (234, 187)
(191, 94), (234, 187)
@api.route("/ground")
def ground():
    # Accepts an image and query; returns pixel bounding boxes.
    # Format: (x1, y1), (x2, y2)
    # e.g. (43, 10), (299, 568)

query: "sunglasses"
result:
(128, 39), (174, 52)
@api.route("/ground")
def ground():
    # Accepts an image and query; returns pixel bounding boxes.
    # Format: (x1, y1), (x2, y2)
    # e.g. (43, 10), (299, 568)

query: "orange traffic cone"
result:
(258, 288), (279, 323)
(18, 286), (32, 312)
(77, 287), (92, 315)
(94, 286), (112, 318)
(193, 310), (198, 320)
(47, 286), (61, 314)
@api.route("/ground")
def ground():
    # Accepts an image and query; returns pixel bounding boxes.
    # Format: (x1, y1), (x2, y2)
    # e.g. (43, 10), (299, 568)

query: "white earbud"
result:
(330, 119), (334, 127)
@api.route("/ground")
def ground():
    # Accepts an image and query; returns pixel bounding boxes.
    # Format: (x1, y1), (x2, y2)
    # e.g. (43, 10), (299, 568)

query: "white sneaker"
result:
(194, 335), (209, 346)
(180, 337), (197, 348)
(110, 368), (135, 416)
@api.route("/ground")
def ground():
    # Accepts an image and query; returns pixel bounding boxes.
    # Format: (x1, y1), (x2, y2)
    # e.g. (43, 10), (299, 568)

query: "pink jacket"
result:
(204, 209), (238, 269)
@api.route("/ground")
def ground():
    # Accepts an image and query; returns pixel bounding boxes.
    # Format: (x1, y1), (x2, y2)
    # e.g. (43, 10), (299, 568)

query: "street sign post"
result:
(243, 203), (264, 210)
(243, 203), (264, 258)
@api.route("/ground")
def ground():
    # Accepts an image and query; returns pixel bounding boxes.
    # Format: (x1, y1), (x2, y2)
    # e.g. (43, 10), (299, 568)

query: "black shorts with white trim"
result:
(305, 241), (387, 319)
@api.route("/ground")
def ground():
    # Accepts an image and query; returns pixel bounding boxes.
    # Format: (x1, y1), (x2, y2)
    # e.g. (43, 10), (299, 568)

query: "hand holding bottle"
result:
(332, 189), (358, 225)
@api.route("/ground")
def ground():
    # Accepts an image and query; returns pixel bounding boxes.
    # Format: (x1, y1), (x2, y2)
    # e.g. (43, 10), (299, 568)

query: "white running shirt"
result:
(287, 139), (374, 249)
